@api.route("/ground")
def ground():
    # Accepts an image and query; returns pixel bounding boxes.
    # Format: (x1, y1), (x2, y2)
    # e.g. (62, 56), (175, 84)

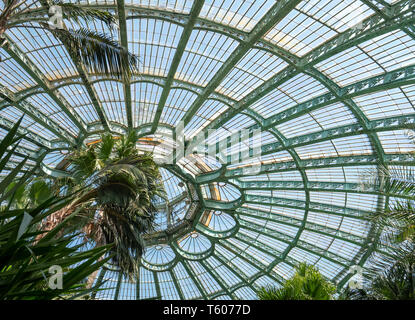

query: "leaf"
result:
(16, 212), (33, 241)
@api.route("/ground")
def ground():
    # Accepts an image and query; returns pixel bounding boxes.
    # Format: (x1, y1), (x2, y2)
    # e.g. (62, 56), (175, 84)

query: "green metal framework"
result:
(1, 0), (415, 300)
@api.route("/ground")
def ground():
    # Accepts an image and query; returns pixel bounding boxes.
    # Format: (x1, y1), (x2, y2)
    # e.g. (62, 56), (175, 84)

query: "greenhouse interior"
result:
(1, 0), (415, 301)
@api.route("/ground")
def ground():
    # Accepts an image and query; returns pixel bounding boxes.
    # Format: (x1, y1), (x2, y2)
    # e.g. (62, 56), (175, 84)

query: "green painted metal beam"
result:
(208, 253), (259, 294)
(151, 0), (205, 132)
(37, 0), (110, 131)
(217, 240), (284, 285)
(202, 1), (415, 135)
(116, 0), (133, 128)
(236, 206), (367, 246)
(181, 0), (302, 126)
(244, 194), (373, 220)
(206, 114), (414, 167)
(0, 114), (55, 149)
(0, 84), (76, 144)
(180, 260), (208, 299)
(1, 36), (88, 134)
(199, 260), (237, 299)
(225, 153), (414, 178)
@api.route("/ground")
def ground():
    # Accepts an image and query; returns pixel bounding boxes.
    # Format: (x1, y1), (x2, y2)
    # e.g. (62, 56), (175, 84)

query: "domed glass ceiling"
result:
(1, 0), (415, 300)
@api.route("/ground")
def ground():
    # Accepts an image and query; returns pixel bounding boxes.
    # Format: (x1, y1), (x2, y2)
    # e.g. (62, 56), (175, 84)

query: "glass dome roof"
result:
(1, 0), (415, 300)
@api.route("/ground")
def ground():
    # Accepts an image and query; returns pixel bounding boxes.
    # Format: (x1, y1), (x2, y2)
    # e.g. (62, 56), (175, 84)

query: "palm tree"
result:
(0, 0), (138, 78)
(256, 263), (336, 300)
(340, 133), (415, 300)
(340, 244), (415, 300)
(361, 165), (415, 244)
(38, 130), (165, 281)
(0, 117), (113, 300)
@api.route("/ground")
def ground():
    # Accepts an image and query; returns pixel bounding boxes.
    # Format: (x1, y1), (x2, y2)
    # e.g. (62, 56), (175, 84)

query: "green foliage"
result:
(0, 118), (113, 300)
(47, 131), (165, 280)
(257, 263), (336, 300)
(341, 245), (415, 300)
(343, 138), (415, 300)
(1, 0), (138, 78)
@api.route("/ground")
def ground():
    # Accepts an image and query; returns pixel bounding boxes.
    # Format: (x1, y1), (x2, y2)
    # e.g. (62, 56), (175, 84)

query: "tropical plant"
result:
(0, 118), (113, 300)
(340, 244), (415, 300)
(360, 165), (415, 245)
(339, 131), (415, 300)
(0, 0), (138, 78)
(256, 263), (336, 300)
(342, 161), (415, 299)
(38, 130), (165, 281)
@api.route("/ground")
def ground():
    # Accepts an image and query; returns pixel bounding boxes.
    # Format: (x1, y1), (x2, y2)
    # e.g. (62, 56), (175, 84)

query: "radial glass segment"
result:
(1, 0), (415, 300)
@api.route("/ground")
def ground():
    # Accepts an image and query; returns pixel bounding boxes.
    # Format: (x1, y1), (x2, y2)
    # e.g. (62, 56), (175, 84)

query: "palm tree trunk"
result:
(36, 189), (98, 241)
(83, 211), (105, 289)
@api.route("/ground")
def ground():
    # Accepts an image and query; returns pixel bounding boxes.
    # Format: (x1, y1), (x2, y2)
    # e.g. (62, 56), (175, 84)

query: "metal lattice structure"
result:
(1, 0), (415, 300)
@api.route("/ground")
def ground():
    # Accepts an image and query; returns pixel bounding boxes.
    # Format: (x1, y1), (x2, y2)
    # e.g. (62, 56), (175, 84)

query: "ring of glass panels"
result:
(1, 0), (415, 300)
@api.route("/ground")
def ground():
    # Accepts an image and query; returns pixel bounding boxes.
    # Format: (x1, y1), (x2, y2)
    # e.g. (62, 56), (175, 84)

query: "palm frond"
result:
(51, 1), (116, 27)
(45, 26), (139, 78)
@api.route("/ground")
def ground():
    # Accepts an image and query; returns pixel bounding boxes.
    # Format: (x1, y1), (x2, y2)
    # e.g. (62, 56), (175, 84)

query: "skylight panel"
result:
(328, 237), (360, 260)
(158, 271), (181, 299)
(233, 286), (257, 299)
(310, 191), (346, 208)
(127, 0), (193, 13)
(377, 130), (415, 154)
(254, 275), (281, 288)
(315, 46), (385, 86)
(95, 270), (118, 300)
(346, 192), (378, 212)
(132, 81), (162, 126)
(200, 0), (276, 32)
(309, 103), (357, 129)
(217, 49), (287, 100)
(339, 217), (370, 238)
(359, 30), (415, 71)
(276, 73), (328, 105)
(297, 0), (374, 33)
(276, 113), (322, 138)
(160, 88), (198, 126)
(58, 85), (99, 123)
(341, 165), (376, 183)
(257, 234), (288, 253)
(306, 167), (346, 182)
(128, 18), (183, 77)
(118, 277), (137, 300)
(1, 107), (59, 141)
(353, 87), (415, 120)
(221, 113), (255, 132)
(331, 134), (372, 156)
(288, 247), (320, 265)
(205, 257), (241, 287)
(9, 26), (77, 79)
(307, 211), (342, 230)
(272, 189), (306, 202)
(176, 29), (239, 86)
(315, 258), (343, 279)
(139, 268), (158, 299)
(272, 262), (295, 280)
(294, 140), (338, 159)
(26, 93), (79, 136)
(184, 99), (229, 139)
(264, 9), (337, 56)
(173, 263), (202, 299)
(186, 261), (222, 294)
(250, 86), (297, 118)
(238, 170), (303, 182)
(300, 230), (332, 251)
(0, 50), (37, 91)
(93, 81), (126, 124)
